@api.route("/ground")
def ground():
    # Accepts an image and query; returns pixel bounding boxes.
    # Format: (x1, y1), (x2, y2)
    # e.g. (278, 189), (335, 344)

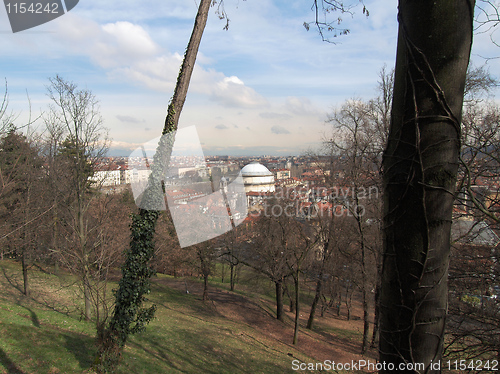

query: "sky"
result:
(1, 0), (500, 156)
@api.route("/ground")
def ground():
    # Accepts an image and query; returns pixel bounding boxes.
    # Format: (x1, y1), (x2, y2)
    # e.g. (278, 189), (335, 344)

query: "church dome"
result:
(240, 162), (275, 193)
(241, 162), (273, 177)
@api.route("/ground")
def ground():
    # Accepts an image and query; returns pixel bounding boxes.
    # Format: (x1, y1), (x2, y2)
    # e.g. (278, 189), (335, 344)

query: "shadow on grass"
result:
(307, 322), (364, 356)
(20, 306), (40, 328)
(0, 320), (96, 373)
(1, 266), (23, 294)
(0, 347), (25, 374)
(1, 263), (76, 318)
(126, 327), (287, 374)
(63, 333), (96, 370)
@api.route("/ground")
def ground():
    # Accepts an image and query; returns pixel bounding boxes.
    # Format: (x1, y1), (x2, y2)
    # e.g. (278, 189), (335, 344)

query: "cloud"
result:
(109, 139), (142, 153)
(203, 75), (267, 108)
(52, 15), (266, 108)
(271, 125), (290, 135)
(116, 115), (144, 123)
(259, 112), (292, 120)
(215, 124), (228, 130)
(285, 96), (324, 117)
(100, 22), (161, 64)
(55, 18), (162, 69)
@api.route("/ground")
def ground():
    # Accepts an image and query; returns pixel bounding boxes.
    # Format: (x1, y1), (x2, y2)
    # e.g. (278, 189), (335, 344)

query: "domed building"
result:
(240, 162), (275, 194)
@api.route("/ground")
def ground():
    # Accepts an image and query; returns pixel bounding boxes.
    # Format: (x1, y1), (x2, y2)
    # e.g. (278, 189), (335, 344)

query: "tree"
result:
(446, 67), (500, 362)
(244, 194), (318, 343)
(195, 241), (217, 301)
(379, 1), (474, 372)
(0, 129), (47, 295)
(242, 208), (294, 322)
(44, 75), (110, 321)
(446, 222), (500, 362)
(95, 0), (213, 370)
(456, 66), (500, 224)
(325, 98), (382, 353)
(305, 0), (369, 42)
(217, 226), (243, 292)
(305, 214), (340, 330)
(153, 210), (191, 278)
(285, 220), (317, 345)
(0, 81), (16, 137)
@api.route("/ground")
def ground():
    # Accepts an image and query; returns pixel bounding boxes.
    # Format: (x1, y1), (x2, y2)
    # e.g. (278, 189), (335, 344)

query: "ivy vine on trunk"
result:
(379, 0), (474, 372)
(93, 0), (212, 371)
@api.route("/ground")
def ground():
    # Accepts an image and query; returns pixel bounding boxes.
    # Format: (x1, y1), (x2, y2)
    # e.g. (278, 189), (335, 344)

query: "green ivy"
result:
(94, 104), (177, 373)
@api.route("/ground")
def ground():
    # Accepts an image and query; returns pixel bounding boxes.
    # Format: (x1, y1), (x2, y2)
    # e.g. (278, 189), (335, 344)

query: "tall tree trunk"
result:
(83, 266), (92, 320)
(21, 251), (29, 297)
(275, 278), (284, 321)
(361, 285), (369, 353)
(370, 283), (380, 348)
(96, 1), (212, 371)
(336, 290), (341, 316)
(22, 182), (32, 297)
(230, 262), (235, 291)
(163, 0), (212, 135)
(345, 284), (351, 321)
(203, 273), (209, 301)
(355, 196), (370, 354)
(52, 205), (59, 275)
(380, 1), (473, 372)
(285, 282), (295, 312)
(360, 238), (369, 354)
(306, 271), (322, 329)
(292, 272), (300, 345)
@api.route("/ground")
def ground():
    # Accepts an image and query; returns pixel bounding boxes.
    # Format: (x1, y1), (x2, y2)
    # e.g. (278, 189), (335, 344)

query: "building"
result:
(91, 169), (121, 186)
(124, 168), (151, 185)
(240, 162), (275, 194)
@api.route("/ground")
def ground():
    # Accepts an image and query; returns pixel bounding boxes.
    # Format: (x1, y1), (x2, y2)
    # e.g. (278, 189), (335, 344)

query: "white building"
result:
(124, 168), (151, 185)
(240, 162), (275, 194)
(91, 170), (121, 187)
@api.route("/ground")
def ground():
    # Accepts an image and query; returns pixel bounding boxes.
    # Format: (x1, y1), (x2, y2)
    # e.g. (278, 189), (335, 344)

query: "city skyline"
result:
(1, 0), (499, 157)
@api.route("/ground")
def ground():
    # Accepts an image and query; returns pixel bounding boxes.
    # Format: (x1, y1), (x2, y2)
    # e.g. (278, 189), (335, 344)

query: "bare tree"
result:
(242, 208), (294, 322)
(446, 223), (500, 363)
(0, 80), (17, 137)
(456, 66), (500, 223)
(306, 213), (344, 330)
(217, 227), (243, 292)
(304, 0), (369, 42)
(325, 98), (382, 353)
(44, 75), (110, 321)
(195, 241), (217, 301)
(446, 66), (500, 362)
(285, 220), (317, 345)
(153, 210), (191, 278)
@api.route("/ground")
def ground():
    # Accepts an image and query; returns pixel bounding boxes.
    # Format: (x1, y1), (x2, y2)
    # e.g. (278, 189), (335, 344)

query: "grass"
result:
(0, 260), (333, 374)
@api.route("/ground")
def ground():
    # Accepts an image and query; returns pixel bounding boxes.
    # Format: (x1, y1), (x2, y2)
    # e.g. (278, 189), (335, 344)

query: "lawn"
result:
(0, 260), (350, 374)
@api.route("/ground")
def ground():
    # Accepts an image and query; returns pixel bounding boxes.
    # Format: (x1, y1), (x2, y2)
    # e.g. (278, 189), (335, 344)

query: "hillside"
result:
(0, 260), (376, 373)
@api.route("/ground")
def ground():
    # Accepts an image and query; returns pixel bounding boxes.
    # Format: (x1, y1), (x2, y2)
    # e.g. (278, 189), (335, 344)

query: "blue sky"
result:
(1, 0), (499, 156)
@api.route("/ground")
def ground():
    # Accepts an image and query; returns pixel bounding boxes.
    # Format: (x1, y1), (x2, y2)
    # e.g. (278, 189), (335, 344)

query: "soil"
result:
(154, 277), (378, 371)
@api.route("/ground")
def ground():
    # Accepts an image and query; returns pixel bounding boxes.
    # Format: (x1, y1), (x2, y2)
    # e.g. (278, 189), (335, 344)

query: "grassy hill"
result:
(0, 260), (374, 374)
